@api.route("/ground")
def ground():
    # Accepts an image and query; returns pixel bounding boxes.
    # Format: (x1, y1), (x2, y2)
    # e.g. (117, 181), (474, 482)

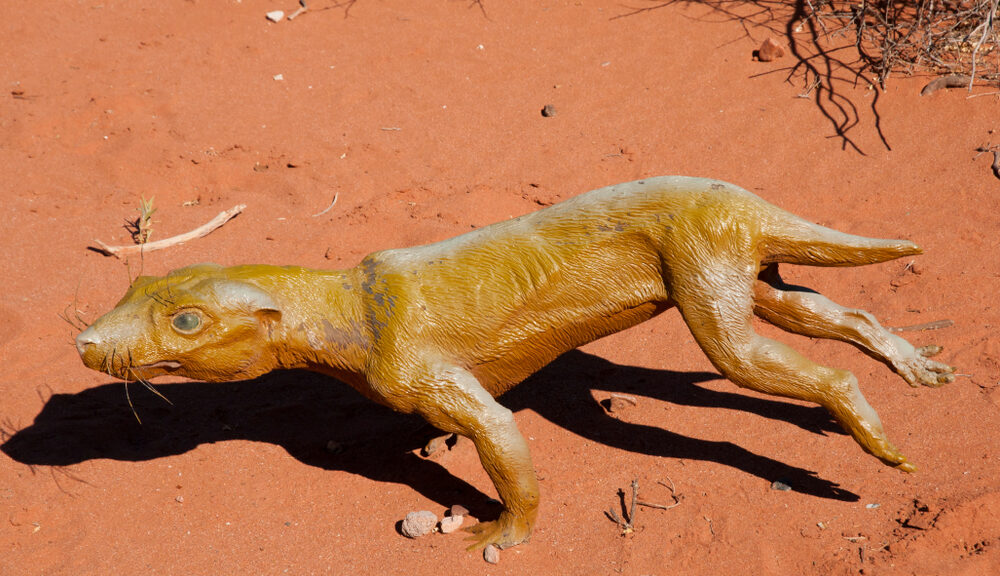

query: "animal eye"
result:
(171, 311), (202, 333)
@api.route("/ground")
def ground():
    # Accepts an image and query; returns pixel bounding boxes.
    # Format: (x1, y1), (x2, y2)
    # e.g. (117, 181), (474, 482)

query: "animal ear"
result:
(211, 280), (282, 321)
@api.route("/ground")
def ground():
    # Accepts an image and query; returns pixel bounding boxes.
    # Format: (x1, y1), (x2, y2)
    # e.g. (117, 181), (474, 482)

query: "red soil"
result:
(2, 1), (998, 574)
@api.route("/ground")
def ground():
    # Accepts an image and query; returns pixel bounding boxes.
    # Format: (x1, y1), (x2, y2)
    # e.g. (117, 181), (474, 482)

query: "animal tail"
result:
(759, 209), (922, 267)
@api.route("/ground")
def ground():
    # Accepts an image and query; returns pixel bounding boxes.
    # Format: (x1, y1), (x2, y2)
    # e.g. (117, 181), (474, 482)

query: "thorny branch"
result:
(813, 0), (1000, 87)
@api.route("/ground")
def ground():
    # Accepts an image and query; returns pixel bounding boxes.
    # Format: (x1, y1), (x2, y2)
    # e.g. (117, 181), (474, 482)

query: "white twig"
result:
(968, 0), (999, 90)
(91, 204), (246, 258)
(311, 193), (339, 217)
(288, 0), (307, 20)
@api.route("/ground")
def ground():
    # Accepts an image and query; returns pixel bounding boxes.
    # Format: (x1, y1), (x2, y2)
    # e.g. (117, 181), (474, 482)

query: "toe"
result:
(917, 345), (943, 358)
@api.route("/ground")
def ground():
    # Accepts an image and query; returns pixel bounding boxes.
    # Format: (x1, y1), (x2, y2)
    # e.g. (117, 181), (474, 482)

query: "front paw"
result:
(464, 511), (533, 551)
(897, 344), (955, 388)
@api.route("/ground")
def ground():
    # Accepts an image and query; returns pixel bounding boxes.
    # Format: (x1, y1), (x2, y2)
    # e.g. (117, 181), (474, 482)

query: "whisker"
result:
(71, 279), (90, 329)
(135, 373), (173, 406)
(121, 349), (143, 424)
(125, 349), (173, 406)
(123, 380), (142, 425)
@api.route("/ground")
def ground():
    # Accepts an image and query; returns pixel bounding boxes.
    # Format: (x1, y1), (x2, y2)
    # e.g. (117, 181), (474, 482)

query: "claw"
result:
(917, 345), (943, 358)
(464, 513), (532, 551)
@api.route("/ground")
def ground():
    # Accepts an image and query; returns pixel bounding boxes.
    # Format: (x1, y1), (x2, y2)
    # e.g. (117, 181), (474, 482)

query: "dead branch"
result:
(91, 204), (246, 258)
(888, 319), (955, 333)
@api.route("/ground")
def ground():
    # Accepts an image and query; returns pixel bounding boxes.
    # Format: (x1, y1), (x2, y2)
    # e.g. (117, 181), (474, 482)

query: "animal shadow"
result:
(2, 350), (858, 510)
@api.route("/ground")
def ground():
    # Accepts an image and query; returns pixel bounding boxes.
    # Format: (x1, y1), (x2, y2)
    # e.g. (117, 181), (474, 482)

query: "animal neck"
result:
(263, 266), (371, 381)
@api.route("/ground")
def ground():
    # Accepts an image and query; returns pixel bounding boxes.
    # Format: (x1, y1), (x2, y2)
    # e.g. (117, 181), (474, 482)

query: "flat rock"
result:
(439, 515), (464, 534)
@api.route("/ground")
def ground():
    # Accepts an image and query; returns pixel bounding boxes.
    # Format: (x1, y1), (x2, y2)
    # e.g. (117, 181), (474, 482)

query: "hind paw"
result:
(895, 343), (955, 388)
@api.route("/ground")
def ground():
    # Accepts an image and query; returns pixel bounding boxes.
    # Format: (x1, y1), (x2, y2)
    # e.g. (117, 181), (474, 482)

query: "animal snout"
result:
(75, 325), (102, 357)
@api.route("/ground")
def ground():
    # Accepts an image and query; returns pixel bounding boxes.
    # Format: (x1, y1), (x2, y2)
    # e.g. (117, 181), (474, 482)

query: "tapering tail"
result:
(760, 211), (922, 267)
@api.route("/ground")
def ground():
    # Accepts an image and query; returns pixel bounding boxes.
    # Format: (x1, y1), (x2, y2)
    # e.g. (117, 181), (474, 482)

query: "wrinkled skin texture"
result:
(77, 176), (954, 552)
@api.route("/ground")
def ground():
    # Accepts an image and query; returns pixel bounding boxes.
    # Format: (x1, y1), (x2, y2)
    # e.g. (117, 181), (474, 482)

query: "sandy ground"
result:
(2, 1), (999, 574)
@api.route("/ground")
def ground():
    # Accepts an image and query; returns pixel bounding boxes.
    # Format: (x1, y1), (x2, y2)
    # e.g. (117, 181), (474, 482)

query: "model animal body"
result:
(76, 176), (954, 551)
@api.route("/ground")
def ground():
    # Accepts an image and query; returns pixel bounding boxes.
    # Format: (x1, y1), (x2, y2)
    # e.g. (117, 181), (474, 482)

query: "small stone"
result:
(541, 104), (556, 117)
(483, 544), (500, 564)
(771, 480), (792, 491)
(325, 440), (343, 455)
(608, 393), (638, 413)
(439, 515), (464, 533)
(450, 504), (470, 517)
(266, 10), (285, 22)
(756, 37), (786, 62)
(401, 511), (438, 538)
(175, 496), (184, 503)
(273, 74), (284, 81)
(866, 503), (881, 509)
(420, 435), (448, 458)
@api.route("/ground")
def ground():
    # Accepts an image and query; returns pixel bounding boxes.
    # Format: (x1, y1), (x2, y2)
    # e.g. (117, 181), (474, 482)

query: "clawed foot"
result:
(862, 433), (918, 473)
(464, 511), (533, 551)
(893, 341), (955, 388)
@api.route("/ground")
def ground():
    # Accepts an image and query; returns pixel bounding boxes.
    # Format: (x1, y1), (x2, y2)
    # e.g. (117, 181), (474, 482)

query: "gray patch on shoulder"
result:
(322, 318), (364, 350)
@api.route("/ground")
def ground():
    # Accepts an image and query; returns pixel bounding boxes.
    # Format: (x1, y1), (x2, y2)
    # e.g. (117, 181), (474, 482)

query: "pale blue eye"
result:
(172, 312), (201, 333)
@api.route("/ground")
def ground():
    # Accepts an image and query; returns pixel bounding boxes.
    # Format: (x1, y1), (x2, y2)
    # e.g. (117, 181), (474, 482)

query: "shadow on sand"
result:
(2, 349), (858, 513)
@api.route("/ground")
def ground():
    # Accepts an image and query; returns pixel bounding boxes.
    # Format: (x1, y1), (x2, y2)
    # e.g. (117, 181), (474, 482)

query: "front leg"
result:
(402, 363), (539, 550)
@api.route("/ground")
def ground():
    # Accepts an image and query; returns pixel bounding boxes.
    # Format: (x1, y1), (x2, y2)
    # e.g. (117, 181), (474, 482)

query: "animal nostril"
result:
(75, 326), (102, 356)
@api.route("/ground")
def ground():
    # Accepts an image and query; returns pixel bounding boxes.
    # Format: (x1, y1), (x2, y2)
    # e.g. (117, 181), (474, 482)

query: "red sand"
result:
(2, 2), (998, 574)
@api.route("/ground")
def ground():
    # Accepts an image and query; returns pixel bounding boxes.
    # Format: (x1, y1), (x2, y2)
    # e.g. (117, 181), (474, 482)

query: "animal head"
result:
(76, 263), (283, 383)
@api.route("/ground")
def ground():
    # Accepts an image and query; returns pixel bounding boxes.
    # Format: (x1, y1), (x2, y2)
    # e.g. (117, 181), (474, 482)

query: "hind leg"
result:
(752, 265), (954, 388)
(672, 260), (916, 471)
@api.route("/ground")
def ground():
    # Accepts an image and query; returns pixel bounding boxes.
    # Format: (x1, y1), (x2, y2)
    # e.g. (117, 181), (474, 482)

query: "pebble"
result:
(757, 37), (786, 62)
(450, 504), (470, 517)
(541, 104), (556, 118)
(608, 393), (638, 413)
(439, 515), (464, 534)
(483, 544), (500, 564)
(771, 480), (792, 491)
(325, 440), (344, 455)
(401, 511), (438, 538)
(266, 10), (285, 22)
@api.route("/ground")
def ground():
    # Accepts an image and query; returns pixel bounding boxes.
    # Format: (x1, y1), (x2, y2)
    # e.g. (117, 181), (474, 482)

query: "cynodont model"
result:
(76, 176), (954, 551)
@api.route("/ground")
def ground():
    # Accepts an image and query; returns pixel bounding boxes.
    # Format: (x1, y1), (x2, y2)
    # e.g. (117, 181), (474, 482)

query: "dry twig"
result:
(124, 196), (157, 244)
(606, 477), (682, 535)
(888, 319), (955, 333)
(311, 193), (339, 217)
(976, 145), (1000, 180)
(606, 479), (639, 535)
(637, 477), (683, 510)
(92, 204), (246, 258)
(288, 0), (307, 20)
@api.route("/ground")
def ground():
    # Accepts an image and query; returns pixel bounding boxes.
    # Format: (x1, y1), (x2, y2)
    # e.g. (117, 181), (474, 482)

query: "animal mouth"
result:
(138, 360), (182, 372)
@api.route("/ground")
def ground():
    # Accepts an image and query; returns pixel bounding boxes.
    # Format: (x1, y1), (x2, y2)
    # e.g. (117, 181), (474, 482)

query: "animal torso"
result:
(356, 177), (768, 394)
(77, 176), (952, 554)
